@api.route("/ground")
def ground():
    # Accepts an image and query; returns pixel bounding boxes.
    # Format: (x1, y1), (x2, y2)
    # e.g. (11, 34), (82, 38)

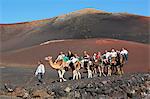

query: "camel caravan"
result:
(36, 48), (128, 83)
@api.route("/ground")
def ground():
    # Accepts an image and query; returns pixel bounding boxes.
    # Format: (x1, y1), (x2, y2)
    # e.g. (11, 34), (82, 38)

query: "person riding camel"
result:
(70, 56), (79, 64)
(55, 52), (65, 63)
(80, 51), (90, 68)
(92, 53), (97, 62)
(92, 52), (101, 62)
(110, 49), (117, 58)
(67, 51), (75, 60)
(66, 51), (76, 68)
(83, 51), (90, 61)
(74, 54), (81, 61)
(104, 50), (111, 63)
(110, 49), (117, 64)
(96, 52), (101, 59)
(120, 48), (128, 61)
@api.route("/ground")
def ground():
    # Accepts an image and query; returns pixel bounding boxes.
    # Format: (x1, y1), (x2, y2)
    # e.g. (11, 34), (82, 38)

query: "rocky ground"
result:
(0, 72), (150, 99)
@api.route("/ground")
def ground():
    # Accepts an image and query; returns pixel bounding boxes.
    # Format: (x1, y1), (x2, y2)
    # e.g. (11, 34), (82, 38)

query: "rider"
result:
(105, 50), (111, 63)
(92, 52), (101, 62)
(70, 54), (79, 64)
(83, 51), (90, 61)
(110, 49), (117, 58)
(110, 49), (117, 63)
(74, 54), (81, 61)
(92, 53), (97, 62)
(81, 51), (90, 68)
(120, 48), (128, 61)
(55, 52), (65, 63)
(96, 52), (101, 59)
(67, 50), (75, 60)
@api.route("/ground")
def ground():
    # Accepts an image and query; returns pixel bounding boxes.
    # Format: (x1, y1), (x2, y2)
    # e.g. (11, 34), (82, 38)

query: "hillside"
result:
(1, 39), (149, 73)
(0, 8), (149, 52)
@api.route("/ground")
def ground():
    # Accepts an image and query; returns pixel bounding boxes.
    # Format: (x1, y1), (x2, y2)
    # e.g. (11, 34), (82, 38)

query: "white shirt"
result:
(106, 52), (111, 59)
(111, 51), (117, 57)
(35, 64), (45, 76)
(71, 57), (78, 64)
(56, 54), (65, 60)
(93, 55), (96, 60)
(120, 49), (128, 55)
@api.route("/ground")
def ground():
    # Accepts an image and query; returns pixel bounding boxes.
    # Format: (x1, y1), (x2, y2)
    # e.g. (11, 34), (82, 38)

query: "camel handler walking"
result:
(35, 61), (45, 84)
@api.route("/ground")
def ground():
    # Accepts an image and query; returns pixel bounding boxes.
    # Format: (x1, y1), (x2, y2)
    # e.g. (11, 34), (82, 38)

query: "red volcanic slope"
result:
(1, 39), (149, 73)
(0, 8), (149, 52)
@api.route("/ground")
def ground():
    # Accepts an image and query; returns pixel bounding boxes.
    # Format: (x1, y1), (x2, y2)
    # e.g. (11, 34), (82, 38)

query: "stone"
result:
(64, 87), (71, 93)
(4, 83), (15, 92)
(74, 91), (81, 98)
(31, 89), (51, 98)
(86, 83), (94, 88)
(12, 87), (29, 98)
(101, 81), (107, 85)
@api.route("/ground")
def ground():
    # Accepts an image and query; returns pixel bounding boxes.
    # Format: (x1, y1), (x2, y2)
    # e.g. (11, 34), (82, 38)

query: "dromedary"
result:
(115, 54), (126, 75)
(110, 54), (126, 75)
(45, 56), (67, 82)
(45, 56), (82, 82)
(71, 61), (82, 80)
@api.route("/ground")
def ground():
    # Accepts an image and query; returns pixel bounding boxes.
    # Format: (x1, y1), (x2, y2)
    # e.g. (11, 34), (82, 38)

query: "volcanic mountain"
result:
(0, 8), (149, 53)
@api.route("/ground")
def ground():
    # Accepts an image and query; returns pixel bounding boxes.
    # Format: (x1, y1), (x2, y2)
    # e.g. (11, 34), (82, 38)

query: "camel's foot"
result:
(107, 74), (111, 76)
(88, 73), (93, 78)
(59, 78), (67, 82)
(63, 78), (67, 82)
(93, 74), (98, 77)
(102, 73), (106, 77)
(78, 72), (82, 79)
(88, 76), (92, 78)
(60, 78), (63, 82)
(121, 71), (124, 75)
(98, 71), (102, 77)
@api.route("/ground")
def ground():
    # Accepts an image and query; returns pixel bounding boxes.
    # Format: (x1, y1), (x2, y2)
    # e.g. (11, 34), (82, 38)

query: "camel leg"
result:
(61, 69), (67, 81)
(90, 70), (93, 78)
(76, 70), (79, 80)
(98, 66), (102, 77)
(120, 67), (124, 75)
(88, 69), (92, 78)
(58, 70), (63, 82)
(117, 66), (121, 75)
(101, 66), (106, 76)
(81, 60), (84, 68)
(94, 67), (97, 74)
(73, 70), (77, 80)
(78, 71), (81, 79)
(107, 66), (112, 76)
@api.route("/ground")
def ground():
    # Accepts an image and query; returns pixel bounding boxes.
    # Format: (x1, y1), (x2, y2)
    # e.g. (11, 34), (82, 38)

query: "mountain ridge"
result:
(0, 8), (149, 52)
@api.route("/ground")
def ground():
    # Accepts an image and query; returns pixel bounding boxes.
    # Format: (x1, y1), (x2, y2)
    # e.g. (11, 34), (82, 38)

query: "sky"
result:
(0, 0), (149, 23)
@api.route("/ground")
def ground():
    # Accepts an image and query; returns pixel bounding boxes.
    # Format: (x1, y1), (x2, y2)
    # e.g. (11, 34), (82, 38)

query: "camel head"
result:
(45, 56), (52, 61)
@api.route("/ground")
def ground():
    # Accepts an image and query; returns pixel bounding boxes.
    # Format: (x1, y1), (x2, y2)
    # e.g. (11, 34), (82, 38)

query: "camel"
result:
(109, 54), (126, 76)
(98, 55), (112, 76)
(45, 56), (67, 82)
(72, 61), (82, 80)
(45, 56), (82, 82)
(92, 58), (106, 77)
(115, 54), (126, 75)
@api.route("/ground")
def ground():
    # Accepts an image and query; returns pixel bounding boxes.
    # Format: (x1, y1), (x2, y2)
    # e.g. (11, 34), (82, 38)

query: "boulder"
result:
(12, 87), (29, 98)
(64, 86), (71, 93)
(31, 89), (51, 98)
